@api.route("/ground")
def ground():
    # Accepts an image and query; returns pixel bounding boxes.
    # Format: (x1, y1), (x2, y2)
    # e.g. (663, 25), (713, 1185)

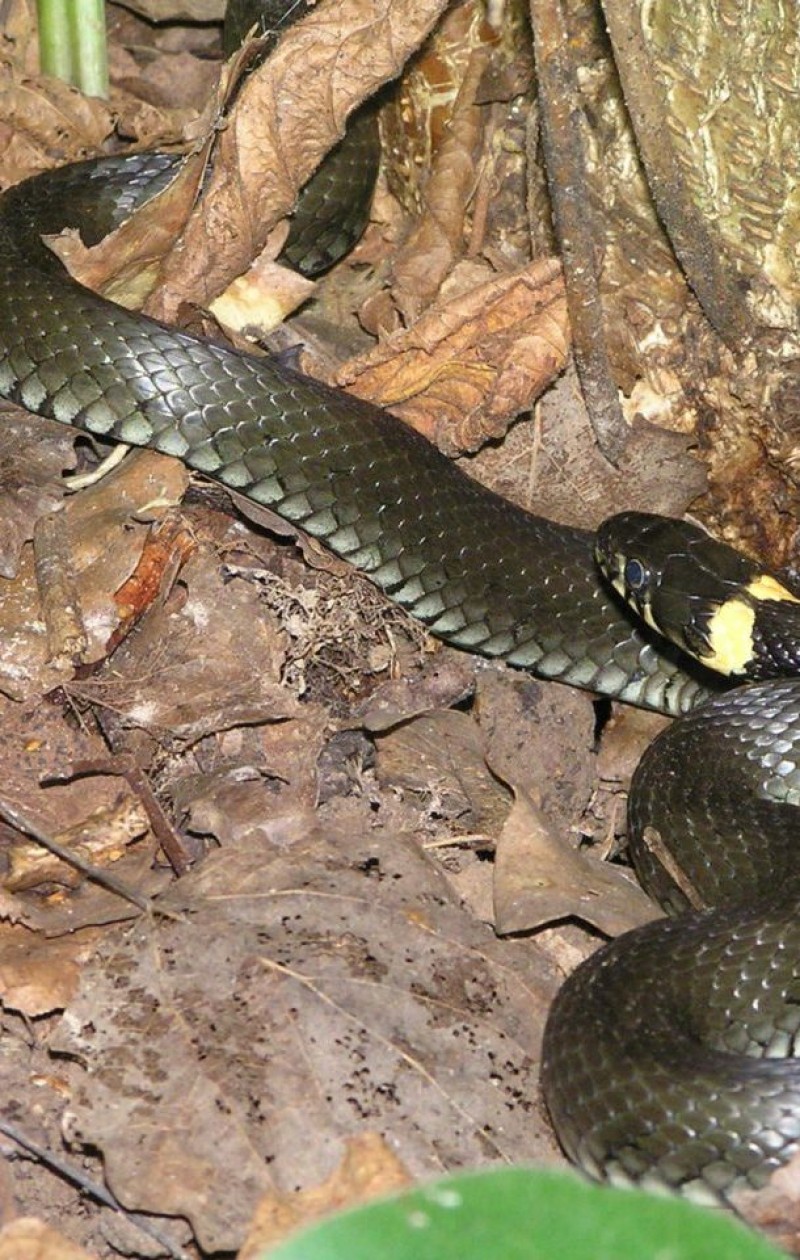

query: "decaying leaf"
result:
(48, 154), (210, 312)
(0, 924), (102, 1017)
(0, 1218), (96, 1260)
(148, 0), (452, 323)
(0, 63), (112, 187)
(5, 797), (149, 893)
(0, 696), (167, 933)
(382, 0), (533, 318)
(122, 0), (224, 22)
(51, 818), (561, 1251)
(339, 260), (569, 455)
(375, 709), (511, 832)
(238, 1132), (411, 1258)
(0, 443), (188, 698)
(67, 560), (295, 743)
(493, 788), (658, 937)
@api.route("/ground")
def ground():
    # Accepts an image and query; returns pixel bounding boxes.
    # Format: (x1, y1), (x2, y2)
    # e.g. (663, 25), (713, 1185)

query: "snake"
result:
(3, 0), (800, 1210)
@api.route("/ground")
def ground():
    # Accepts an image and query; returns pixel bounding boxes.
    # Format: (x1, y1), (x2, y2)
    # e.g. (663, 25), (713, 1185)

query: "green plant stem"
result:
(36, 0), (109, 98)
(36, 0), (74, 83)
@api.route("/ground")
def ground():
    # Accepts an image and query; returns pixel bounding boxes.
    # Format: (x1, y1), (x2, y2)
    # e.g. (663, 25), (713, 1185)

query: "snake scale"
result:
(4, 0), (800, 1210)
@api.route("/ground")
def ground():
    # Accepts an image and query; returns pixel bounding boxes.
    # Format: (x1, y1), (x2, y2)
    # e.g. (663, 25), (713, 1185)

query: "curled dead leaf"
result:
(0, 62), (112, 187)
(338, 259), (568, 454)
(46, 153), (210, 311)
(149, 0), (452, 322)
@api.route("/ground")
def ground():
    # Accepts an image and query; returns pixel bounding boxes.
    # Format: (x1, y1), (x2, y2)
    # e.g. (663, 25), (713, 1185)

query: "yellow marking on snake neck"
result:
(699, 597), (756, 675)
(746, 574), (800, 603)
(700, 576), (798, 674)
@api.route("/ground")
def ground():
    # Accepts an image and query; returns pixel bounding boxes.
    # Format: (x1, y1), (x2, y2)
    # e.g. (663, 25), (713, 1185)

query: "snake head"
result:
(595, 512), (800, 678)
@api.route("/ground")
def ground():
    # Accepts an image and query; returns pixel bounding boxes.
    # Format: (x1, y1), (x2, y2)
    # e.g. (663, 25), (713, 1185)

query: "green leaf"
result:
(264, 1167), (785, 1260)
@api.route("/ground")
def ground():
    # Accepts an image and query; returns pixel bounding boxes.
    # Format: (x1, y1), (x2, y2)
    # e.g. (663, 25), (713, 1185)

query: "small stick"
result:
(69, 756), (191, 876)
(641, 825), (707, 910)
(0, 1119), (189, 1260)
(0, 798), (154, 915)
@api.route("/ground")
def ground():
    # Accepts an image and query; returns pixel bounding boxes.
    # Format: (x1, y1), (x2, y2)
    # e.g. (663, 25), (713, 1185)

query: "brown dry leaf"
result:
(177, 705), (331, 841)
(474, 671), (629, 935)
(476, 669), (597, 833)
(0, 697), (166, 932)
(389, 39), (489, 319)
(382, 0), (532, 318)
(470, 367), (706, 534)
(148, 0), (451, 321)
(105, 6), (219, 149)
(67, 558), (295, 743)
(6, 797), (149, 893)
(0, 410), (75, 580)
(51, 813), (560, 1252)
(11, 844), (170, 935)
(582, 705), (671, 857)
(595, 706), (671, 790)
(0, 63), (112, 188)
(0, 1217), (96, 1260)
(239, 1132), (411, 1258)
(730, 1153), (800, 1254)
(109, 86), (204, 155)
(0, 923), (102, 1017)
(0, 547), (76, 699)
(493, 789), (657, 937)
(123, 0), (223, 20)
(48, 152), (210, 312)
(0, 444), (188, 699)
(121, 46), (221, 113)
(0, 0), (39, 70)
(0, 702), (125, 840)
(375, 709), (511, 832)
(338, 259), (569, 454)
(0, 0), (200, 187)
(357, 649), (476, 733)
(0, 687), (169, 942)
(34, 24), (223, 299)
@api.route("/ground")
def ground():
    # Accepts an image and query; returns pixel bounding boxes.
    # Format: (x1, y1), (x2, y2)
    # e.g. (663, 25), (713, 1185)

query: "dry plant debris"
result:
(0, 0), (797, 1256)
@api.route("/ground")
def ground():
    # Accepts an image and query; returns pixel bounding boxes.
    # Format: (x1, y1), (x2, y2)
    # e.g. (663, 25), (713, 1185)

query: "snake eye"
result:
(624, 558), (649, 593)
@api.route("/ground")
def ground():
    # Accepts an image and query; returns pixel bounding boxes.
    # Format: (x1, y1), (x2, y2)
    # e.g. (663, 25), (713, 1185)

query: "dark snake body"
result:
(2, 23), (800, 1206)
(543, 677), (800, 1202)
(0, 153), (708, 716)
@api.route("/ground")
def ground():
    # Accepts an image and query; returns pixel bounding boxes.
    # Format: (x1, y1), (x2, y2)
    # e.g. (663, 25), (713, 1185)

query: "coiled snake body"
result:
(3, 4), (800, 1209)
